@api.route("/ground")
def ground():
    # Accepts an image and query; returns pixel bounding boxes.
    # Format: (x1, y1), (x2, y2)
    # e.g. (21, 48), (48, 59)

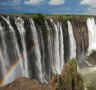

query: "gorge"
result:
(0, 14), (96, 90)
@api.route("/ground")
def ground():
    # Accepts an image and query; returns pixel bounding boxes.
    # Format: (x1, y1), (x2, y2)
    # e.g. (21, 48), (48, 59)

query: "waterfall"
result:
(0, 16), (26, 85)
(44, 20), (64, 77)
(59, 23), (64, 71)
(0, 15), (85, 86)
(0, 48), (5, 77)
(78, 18), (96, 90)
(30, 19), (43, 82)
(0, 22), (9, 76)
(50, 20), (61, 74)
(49, 19), (64, 74)
(54, 23), (61, 74)
(45, 20), (53, 78)
(67, 21), (76, 59)
(87, 18), (96, 54)
(15, 17), (29, 77)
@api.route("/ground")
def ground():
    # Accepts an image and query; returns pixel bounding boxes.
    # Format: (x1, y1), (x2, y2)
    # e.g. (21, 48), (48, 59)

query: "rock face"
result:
(2, 14), (96, 89)
(0, 14), (90, 86)
(87, 51), (96, 65)
(0, 60), (84, 90)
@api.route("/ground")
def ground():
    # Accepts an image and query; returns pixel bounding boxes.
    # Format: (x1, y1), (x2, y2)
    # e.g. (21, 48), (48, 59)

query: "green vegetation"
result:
(31, 14), (45, 21)
(0, 13), (96, 19)
(68, 59), (77, 71)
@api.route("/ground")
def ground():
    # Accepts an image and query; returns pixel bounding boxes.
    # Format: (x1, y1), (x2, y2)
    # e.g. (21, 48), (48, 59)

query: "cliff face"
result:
(0, 14), (89, 61)
(34, 15), (89, 61)
(0, 14), (95, 87)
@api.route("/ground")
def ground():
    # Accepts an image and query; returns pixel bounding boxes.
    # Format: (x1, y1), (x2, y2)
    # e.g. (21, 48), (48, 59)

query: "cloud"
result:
(0, 0), (21, 6)
(80, 0), (96, 7)
(49, 0), (65, 5)
(24, 0), (44, 5)
(80, 0), (96, 15)
(82, 9), (96, 15)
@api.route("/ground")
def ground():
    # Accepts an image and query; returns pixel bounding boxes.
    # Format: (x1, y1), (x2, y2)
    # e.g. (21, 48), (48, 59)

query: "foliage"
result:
(0, 13), (96, 19)
(68, 59), (77, 71)
(32, 13), (45, 21)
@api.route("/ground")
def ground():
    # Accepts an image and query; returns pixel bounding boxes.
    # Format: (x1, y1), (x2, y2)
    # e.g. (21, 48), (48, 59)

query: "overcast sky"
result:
(0, 0), (96, 15)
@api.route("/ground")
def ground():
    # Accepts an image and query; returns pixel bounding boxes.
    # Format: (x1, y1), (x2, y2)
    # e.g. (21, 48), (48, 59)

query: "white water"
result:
(78, 66), (96, 90)
(0, 16), (24, 79)
(0, 48), (5, 77)
(58, 22), (64, 71)
(44, 20), (64, 79)
(0, 15), (88, 87)
(53, 22), (61, 74)
(78, 18), (96, 90)
(30, 19), (43, 82)
(15, 17), (29, 77)
(68, 21), (76, 59)
(45, 20), (53, 73)
(49, 19), (65, 74)
(0, 23), (10, 75)
(87, 18), (96, 54)
(0, 22), (9, 76)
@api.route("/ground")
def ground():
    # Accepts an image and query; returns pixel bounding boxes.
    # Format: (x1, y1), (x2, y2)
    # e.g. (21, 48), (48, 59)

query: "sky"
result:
(0, 0), (96, 15)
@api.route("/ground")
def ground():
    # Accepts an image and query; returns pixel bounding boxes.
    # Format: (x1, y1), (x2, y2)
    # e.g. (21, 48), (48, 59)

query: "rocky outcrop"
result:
(87, 51), (96, 65)
(49, 59), (84, 90)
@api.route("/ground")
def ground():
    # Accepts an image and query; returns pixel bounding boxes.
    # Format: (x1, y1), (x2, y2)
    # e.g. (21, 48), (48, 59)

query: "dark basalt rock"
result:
(87, 51), (96, 65)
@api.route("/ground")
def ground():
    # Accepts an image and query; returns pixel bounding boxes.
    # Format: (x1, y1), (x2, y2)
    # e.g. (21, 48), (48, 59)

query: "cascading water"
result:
(0, 16), (24, 85)
(0, 22), (9, 76)
(44, 20), (53, 78)
(45, 20), (64, 74)
(51, 20), (61, 74)
(77, 18), (96, 90)
(87, 18), (96, 54)
(0, 15), (77, 86)
(58, 22), (64, 71)
(67, 21), (76, 59)
(0, 48), (5, 77)
(15, 17), (29, 77)
(1, 15), (94, 88)
(0, 15), (76, 86)
(30, 19), (43, 82)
